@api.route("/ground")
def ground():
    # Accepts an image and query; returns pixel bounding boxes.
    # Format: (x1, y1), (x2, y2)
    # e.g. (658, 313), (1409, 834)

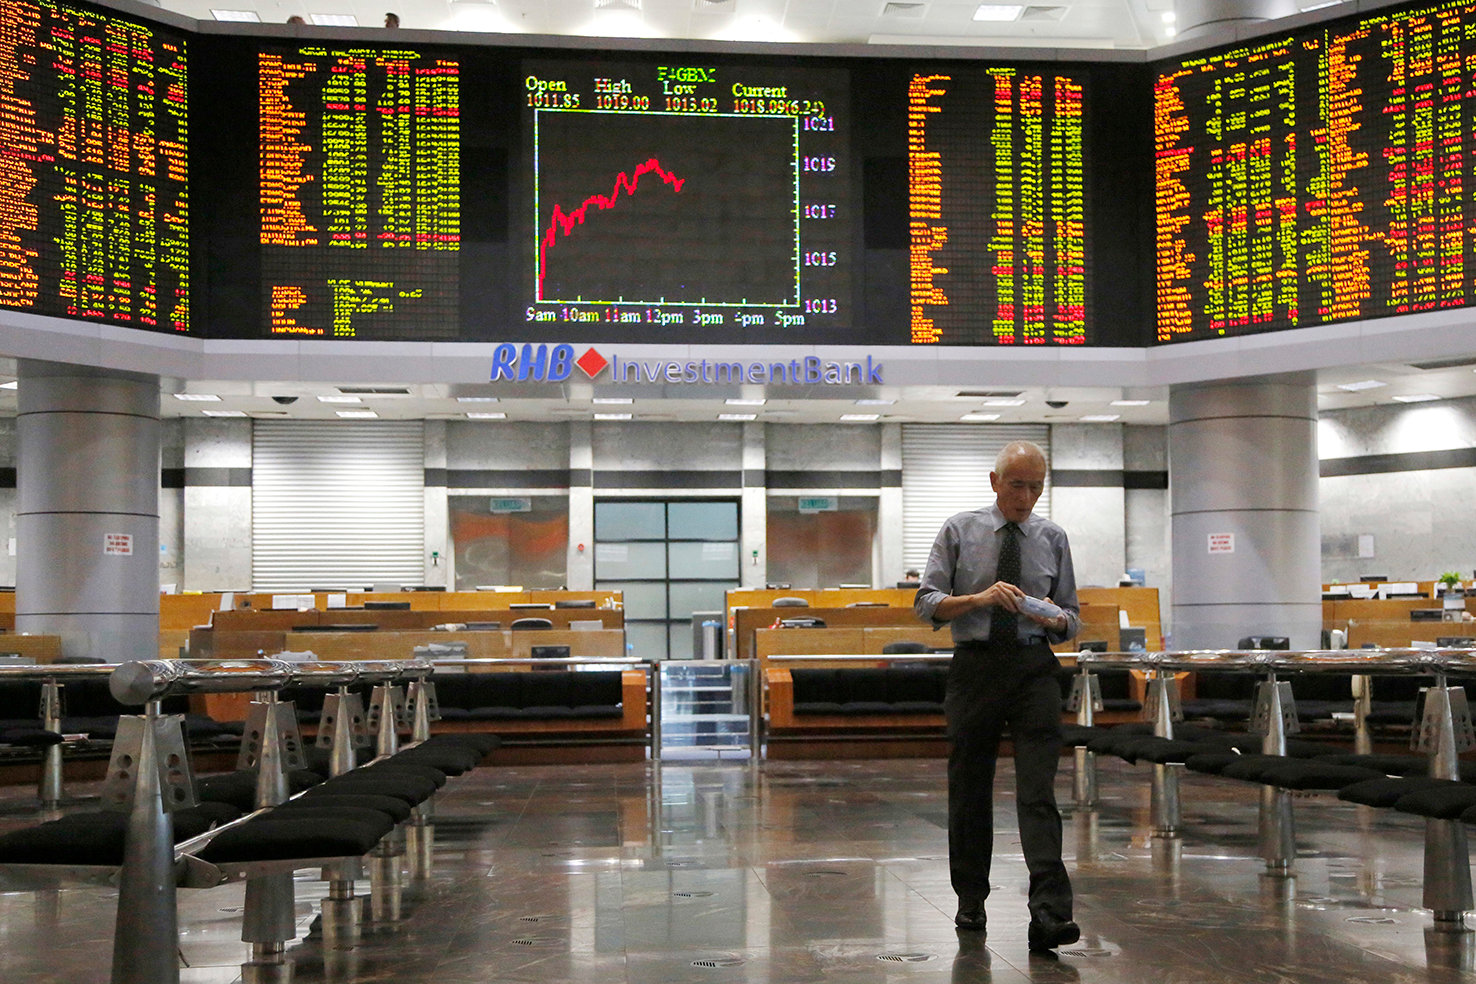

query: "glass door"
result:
(593, 499), (739, 660)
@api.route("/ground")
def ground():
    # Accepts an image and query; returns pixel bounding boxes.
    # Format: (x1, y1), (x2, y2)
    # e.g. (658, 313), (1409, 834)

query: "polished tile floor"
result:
(0, 755), (1473, 983)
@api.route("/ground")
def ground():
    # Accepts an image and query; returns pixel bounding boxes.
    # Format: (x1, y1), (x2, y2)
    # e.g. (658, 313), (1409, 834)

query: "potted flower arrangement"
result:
(1439, 572), (1465, 619)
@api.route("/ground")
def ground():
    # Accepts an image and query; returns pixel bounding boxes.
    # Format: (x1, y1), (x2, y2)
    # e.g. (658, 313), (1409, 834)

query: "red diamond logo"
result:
(576, 347), (608, 379)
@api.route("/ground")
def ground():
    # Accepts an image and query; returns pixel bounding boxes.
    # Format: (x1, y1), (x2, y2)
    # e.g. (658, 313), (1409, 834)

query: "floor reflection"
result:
(0, 754), (1467, 983)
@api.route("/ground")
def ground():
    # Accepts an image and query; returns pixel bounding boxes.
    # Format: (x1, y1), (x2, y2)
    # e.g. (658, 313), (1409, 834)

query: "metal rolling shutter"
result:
(902, 424), (1050, 573)
(252, 421), (425, 591)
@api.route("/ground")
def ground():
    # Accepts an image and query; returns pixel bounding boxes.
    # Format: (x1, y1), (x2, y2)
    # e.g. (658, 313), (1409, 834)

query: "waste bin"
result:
(691, 611), (724, 660)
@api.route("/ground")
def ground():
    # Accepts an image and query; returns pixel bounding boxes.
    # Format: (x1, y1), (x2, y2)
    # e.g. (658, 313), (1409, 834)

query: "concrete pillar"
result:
(17, 361), (160, 662)
(1169, 375), (1320, 650)
(181, 418), (252, 593)
(423, 420), (448, 587)
(1175, 0), (1298, 41)
(878, 424), (904, 588)
(1050, 423), (1127, 588)
(741, 423), (766, 588)
(568, 421), (593, 590)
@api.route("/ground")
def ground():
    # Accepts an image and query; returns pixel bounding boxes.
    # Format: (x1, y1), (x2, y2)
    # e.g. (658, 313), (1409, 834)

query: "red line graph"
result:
(538, 157), (686, 298)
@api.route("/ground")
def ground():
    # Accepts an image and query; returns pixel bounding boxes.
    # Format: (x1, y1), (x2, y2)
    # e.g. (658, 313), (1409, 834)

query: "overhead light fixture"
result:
(1391, 393), (1441, 403)
(854, 398), (896, 406)
(202, 409), (247, 417)
(309, 13), (357, 25)
(1336, 379), (1387, 392)
(1161, 10), (1176, 22)
(336, 410), (379, 419)
(0, 381), (16, 390)
(983, 398), (1025, 407)
(725, 398), (766, 406)
(1111, 399), (1151, 406)
(718, 413), (757, 421)
(466, 411), (507, 420)
(317, 395), (361, 404)
(456, 396), (500, 403)
(173, 393), (222, 402)
(972, 3), (1023, 21)
(1079, 414), (1121, 422)
(594, 412), (632, 420)
(211, 9), (260, 21)
(960, 413), (1001, 422)
(592, 397), (633, 405)
(840, 413), (880, 422)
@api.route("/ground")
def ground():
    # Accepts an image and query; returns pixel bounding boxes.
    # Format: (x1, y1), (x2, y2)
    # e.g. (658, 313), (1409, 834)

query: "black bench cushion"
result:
(434, 671), (624, 720)
(292, 790), (414, 823)
(198, 812), (390, 863)
(1256, 760), (1384, 790)
(0, 803), (244, 865)
(789, 667), (947, 716)
(1339, 776), (1458, 808)
(1392, 784), (1476, 820)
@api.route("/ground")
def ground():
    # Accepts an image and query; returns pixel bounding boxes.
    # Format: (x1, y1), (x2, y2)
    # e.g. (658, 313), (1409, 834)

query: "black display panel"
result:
(520, 59), (850, 337)
(187, 35), (1150, 345)
(907, 68), (1089, 345)
(1155, 0), (1476, 342)
(0, 0), (188, 332)
(258, 44), (459, 338)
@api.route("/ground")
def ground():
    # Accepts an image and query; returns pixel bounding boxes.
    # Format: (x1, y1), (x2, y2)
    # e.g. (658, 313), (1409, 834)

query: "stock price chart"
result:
(522, 60), (850, 337)
(259, 45), (459, 338)
(907, 67), (1089, 345)
(1156, 0), (1476, 342)
(0, 0), (189, 332)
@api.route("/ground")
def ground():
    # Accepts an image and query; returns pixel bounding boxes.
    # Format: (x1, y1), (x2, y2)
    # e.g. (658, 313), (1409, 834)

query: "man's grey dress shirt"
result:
(913, 503), (1081, 646)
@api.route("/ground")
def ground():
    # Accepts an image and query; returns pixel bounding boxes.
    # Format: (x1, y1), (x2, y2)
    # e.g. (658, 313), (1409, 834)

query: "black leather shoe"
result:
(954, 900), (986, 931)
(1027, 919), (1079, 951)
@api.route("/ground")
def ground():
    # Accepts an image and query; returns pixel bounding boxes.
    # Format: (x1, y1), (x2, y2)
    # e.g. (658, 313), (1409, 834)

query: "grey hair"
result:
(994, 440), (1046, 474)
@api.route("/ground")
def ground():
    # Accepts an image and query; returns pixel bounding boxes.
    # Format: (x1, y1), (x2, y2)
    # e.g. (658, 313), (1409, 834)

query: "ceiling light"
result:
(466, 411), (507, 420)
(594, 412), (632, 420)
(1391, 393), (1441, 403)
(173, 393), (222, 402)
(1336, 379), (1387, 392)
(0, 381), (15, 390)
(972, 3), (1023, 21)
(1079, 414), (1121, 422)
(211, 9), (260, 21)
(202, 409), (247, 417)
(592, 397), (633, 405)
(718, 413), (757, 421)
(854, 398), (896, 406)
(983, 398), (1025, 407)
(960, 413), (1001, 422)
(1111, 399), (1151, 406)
(317, 395), (361, 404)
(1161, 10), (1176, 22)
(725, 398), (766, 406)
(840, 413), (880, 422)
(456, 396), (500, 403)
(336, 410), (379, 419)
(309, 13), (358, 26)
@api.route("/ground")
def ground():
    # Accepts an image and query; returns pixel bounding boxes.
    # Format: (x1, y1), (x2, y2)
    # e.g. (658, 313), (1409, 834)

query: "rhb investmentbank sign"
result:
(488, 343), (884, 385)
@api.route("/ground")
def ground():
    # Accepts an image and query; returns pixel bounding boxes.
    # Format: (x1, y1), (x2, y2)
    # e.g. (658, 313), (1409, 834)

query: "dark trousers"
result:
(945, 640), (1072, 924)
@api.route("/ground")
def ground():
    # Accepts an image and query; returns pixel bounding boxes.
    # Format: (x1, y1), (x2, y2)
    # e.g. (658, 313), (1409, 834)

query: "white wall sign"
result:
(1208, 533), (1234, 554)
(104, 533), (133, 556)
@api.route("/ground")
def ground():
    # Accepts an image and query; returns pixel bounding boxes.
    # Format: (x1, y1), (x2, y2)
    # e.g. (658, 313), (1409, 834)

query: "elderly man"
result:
(913, 440), (1081, 950)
